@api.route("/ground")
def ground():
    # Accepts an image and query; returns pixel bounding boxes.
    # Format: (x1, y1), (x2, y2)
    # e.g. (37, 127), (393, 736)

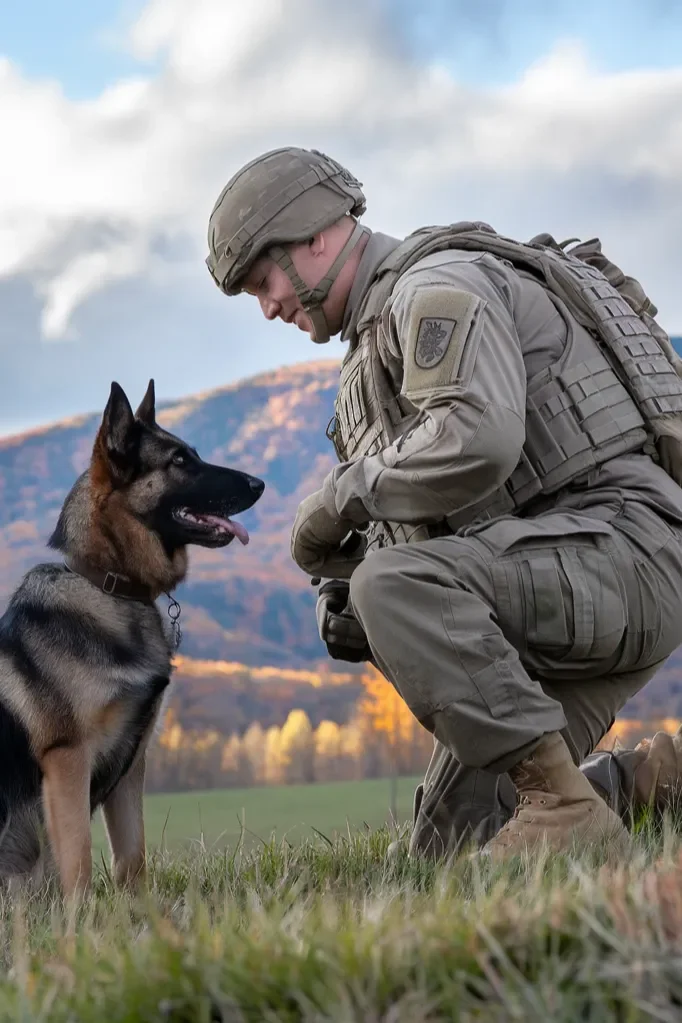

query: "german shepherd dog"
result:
(0, 379), (264, 898)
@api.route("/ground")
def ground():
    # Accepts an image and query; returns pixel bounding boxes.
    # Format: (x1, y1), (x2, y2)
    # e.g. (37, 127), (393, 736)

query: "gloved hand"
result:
(291, 488), (366, 578)
(315, 578), (372, 663)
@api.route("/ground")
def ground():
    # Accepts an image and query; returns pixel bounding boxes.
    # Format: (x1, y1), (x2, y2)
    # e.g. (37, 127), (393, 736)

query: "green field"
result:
(5, 776), (680, 1019)
(3, 815), (682, 1019)
(91, 775), (423, 858)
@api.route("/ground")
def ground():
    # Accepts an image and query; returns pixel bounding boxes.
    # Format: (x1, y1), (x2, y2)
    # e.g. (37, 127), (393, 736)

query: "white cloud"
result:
(0, 0), (681, 345)
(40, 241), (147, 338)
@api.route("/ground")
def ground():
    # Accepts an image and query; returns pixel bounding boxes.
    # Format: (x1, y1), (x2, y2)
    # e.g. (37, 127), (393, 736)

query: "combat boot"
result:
(479, 731), (629, 862)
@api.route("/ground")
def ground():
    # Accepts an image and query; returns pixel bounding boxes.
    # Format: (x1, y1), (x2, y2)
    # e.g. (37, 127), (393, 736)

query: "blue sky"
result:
(0, 0), (680, 434)
(398, 0), (682, 81)
(0, 1), (148, 98)
(3, 0), (681, 98)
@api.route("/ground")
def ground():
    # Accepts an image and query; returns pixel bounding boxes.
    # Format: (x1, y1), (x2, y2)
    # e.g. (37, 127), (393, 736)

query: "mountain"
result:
(2, 344), (682, 713)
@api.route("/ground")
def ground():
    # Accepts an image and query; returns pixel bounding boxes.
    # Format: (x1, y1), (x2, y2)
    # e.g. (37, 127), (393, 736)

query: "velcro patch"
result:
(402, 286), (485, 399)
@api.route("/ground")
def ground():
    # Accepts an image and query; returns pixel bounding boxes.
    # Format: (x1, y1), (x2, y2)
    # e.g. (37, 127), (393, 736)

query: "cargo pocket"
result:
(486, 514), (628, 671)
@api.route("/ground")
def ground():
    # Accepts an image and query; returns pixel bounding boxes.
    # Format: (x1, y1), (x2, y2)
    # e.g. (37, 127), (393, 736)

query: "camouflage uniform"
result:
(206, 147), (682, 860)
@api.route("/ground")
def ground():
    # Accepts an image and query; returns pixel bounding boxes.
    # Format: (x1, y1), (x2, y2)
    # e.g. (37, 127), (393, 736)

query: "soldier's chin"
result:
(292, 309), (312, 334)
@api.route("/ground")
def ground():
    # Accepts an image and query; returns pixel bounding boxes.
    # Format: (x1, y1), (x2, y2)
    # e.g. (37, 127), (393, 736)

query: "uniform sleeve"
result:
(323, 252), (527, 525)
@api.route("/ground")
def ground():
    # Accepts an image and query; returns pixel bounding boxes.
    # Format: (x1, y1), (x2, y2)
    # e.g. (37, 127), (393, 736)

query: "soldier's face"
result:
(241, 229), (354, 339)
(242, 252), (315, 336)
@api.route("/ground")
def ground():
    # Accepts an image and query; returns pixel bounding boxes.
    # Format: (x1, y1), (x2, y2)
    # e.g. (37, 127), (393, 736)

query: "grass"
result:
(3, 810), (682, 1019)
(90, 776), (423, 859)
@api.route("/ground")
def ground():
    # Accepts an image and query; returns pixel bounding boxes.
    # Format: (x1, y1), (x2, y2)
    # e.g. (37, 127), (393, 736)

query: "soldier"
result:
(206, 146), (682, 861)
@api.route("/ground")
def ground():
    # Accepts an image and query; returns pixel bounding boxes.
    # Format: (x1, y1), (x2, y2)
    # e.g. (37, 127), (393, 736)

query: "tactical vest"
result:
(326, 221), (682, 549)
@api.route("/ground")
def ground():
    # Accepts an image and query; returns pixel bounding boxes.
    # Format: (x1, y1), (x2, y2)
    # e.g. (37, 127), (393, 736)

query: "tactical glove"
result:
(291, 488), (366, 578)
(315, 578), (372, 663)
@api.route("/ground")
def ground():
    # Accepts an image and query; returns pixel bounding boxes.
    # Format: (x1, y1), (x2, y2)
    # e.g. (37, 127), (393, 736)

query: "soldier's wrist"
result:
(322, 466), (371, 526)
(321, 473), (343, 521)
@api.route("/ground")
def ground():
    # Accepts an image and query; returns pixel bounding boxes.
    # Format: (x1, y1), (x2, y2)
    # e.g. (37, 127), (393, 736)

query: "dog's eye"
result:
(171, 452), (187, 467)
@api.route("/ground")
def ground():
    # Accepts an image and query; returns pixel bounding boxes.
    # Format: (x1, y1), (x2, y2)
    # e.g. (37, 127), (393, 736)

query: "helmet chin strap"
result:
(269, 223), (368, 343)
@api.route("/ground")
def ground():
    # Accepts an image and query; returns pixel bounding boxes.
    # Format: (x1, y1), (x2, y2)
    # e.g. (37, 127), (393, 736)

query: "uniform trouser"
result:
(348, 500), (682, 858)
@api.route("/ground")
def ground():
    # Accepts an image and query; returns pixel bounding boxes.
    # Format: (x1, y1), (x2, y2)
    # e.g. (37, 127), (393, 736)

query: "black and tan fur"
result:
(0, 380), (264, 898)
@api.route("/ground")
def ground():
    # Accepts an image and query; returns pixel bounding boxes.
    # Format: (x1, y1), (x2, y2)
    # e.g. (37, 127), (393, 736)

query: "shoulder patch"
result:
(401, 285), (486, 399)
(415, 317), (457, 369)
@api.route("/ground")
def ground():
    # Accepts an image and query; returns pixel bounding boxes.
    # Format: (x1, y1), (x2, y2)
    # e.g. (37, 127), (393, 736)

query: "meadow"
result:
(1, 778), (681, 1020)
(90, 775), (422, 859)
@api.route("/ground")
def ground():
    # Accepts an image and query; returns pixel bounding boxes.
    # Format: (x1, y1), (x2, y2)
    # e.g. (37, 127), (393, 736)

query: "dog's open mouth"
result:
(172, 507), (249, 546)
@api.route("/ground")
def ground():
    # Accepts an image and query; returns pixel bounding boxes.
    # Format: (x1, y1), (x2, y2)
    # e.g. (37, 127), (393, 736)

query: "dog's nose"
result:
(249, 476), (265, 497)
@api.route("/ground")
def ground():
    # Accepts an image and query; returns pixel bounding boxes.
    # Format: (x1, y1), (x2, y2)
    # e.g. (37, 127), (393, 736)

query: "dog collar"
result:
(63, 557), (155, 604)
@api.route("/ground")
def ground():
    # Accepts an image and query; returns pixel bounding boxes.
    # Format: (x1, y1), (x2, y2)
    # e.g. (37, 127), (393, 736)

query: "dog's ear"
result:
(92, 382), (140, 484)
(135, 378), (156, 426)
(103, 382), (136, 459)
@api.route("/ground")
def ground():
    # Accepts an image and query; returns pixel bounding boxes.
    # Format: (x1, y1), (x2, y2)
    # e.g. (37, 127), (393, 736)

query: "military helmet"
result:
(205, 147), (368, 343)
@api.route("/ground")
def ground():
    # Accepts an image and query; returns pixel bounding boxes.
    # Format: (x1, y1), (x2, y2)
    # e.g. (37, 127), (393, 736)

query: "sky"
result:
(0, 0), (681, 435)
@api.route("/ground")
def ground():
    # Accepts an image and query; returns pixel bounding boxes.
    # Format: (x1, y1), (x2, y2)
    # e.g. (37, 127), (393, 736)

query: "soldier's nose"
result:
(261, 297), (280, 321)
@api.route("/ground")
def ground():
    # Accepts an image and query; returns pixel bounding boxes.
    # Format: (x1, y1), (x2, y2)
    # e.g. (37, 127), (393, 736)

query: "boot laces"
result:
(513, 792), (547, 815)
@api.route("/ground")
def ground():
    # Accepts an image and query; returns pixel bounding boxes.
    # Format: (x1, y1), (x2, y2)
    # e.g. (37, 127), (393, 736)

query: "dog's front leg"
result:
(41, 743), (92, 900)
(101, 749), (148, 890)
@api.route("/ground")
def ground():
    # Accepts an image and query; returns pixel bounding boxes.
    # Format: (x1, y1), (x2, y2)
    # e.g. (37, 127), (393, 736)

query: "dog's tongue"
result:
(204, 514), (249, 545)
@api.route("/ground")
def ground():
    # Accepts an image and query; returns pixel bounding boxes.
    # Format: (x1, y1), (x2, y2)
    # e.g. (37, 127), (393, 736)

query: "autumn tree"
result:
(220, 733), (254, 787)
(339, 719), (364, 780)
(279, 709), (315, 784)
(358, 666), (424, 754)
(314, 720), (342, 782)
(263, 724), (284, 785)
(241, 721), (268, 786)
(357, 665), (432, 812)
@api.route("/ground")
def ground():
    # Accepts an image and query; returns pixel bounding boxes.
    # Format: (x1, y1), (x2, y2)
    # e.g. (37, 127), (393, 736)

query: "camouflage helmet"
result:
(206, 147), (368, 343)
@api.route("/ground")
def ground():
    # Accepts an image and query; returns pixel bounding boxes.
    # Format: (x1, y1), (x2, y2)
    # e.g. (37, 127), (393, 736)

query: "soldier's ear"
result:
(308, 232), (326, 257)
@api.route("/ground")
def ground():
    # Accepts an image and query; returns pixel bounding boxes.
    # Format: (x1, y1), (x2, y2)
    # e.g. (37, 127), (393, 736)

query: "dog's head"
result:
(90, 379), (265, 551)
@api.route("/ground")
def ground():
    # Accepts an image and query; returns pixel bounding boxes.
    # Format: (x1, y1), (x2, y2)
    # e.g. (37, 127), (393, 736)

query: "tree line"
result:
(145, 667), (436, 794)
(143, 664), (674, 796)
